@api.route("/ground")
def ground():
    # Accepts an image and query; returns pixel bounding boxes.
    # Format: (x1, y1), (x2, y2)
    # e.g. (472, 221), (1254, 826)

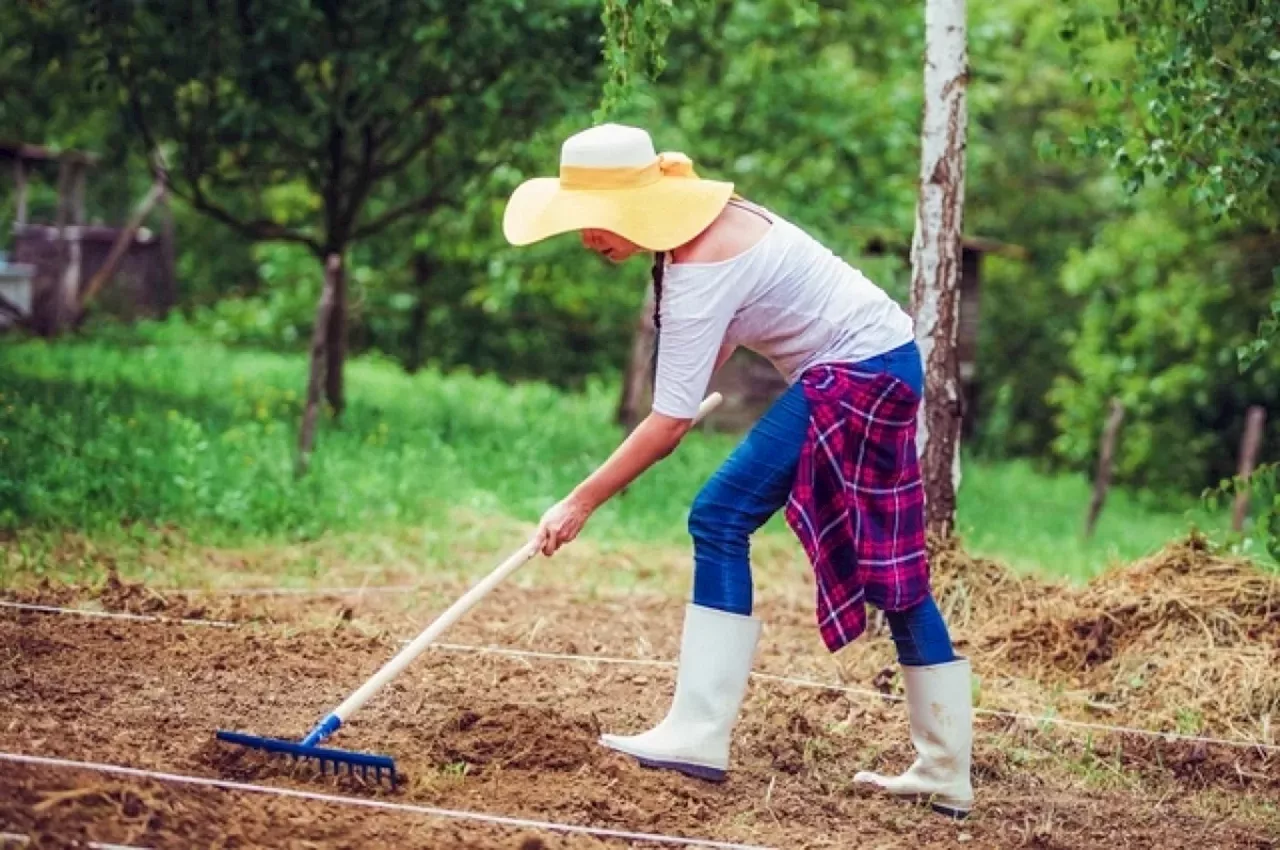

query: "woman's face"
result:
(581, 229), (643, 263)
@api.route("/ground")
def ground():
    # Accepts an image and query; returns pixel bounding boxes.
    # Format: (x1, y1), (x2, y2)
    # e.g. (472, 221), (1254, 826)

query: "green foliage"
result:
(1064, 0), (1280, 223)
(1203, 463), (1280, 562)
(0, 338), (733, 543)
(0, 339), (1222, 578)
(1048, 202), (1280, 497)
(598, 0), (678, 119)
(965, 0), (1129, 458)
(1237, 280), (1280, 371)
(654, 0), (922, 242)
(44, 0), (599, 257)
(6, 0), (1277, 505)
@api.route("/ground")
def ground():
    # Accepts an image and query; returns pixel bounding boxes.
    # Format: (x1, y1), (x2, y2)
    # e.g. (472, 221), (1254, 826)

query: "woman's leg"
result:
(599, 383), (811, 780)
(686, 381), (811, 614)
(859, 600), (972, 818)
(883, 594), (956, 667)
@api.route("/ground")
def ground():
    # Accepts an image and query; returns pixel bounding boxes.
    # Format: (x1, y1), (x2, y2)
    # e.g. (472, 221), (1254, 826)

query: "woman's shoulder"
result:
(668, 204), (777, 271)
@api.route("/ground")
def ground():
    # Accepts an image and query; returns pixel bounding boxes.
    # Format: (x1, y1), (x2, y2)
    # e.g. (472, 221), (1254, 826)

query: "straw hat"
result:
(502, 124), (735, 252)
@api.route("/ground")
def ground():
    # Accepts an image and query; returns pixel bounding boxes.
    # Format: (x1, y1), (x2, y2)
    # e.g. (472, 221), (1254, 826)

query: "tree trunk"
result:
(405, 252), (432, 373)
(297, 255), (342, 477)
(616, 285), (657, 431)
(910, 0), (969, 538)
(324, 252), (347, 418)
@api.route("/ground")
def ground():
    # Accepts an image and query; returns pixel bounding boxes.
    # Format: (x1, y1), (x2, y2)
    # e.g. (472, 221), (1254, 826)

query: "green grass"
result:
(0, 338), (1229, 583)
(955, 457), (1218, 580)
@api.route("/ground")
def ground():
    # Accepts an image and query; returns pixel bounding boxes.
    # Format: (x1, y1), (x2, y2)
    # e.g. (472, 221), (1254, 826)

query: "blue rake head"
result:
(216, 730), (398, 785)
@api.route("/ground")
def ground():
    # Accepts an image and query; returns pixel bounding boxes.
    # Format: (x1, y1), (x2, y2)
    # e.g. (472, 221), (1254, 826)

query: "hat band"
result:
(558, 152), (698, 191)
(559, 161), (661, 190)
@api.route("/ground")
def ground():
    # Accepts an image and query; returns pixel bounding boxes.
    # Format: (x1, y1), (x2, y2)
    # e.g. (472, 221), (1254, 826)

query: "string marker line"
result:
(0, 830), (150, 850)
(0, 752), (773, 850)
(0, 600), (236, 628)
(4, 600), (1277, 754)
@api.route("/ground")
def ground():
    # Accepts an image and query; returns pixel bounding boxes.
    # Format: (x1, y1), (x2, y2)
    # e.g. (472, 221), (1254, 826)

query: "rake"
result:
(215, 391), (724, 785)
(215, 537), (539, 784)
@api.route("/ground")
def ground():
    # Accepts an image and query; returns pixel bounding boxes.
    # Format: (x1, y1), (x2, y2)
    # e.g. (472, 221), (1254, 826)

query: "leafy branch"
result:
(596, 0), (680, 120)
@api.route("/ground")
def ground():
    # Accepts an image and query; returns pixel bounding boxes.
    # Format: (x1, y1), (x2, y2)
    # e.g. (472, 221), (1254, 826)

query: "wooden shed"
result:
(1, 141), (175, 335)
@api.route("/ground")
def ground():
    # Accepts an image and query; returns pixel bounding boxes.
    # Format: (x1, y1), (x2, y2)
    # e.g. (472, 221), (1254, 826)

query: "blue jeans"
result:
(687, 341), (955, 666)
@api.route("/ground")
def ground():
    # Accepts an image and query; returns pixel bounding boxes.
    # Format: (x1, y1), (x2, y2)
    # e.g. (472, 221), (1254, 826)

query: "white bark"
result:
(910, 0), (968, 536)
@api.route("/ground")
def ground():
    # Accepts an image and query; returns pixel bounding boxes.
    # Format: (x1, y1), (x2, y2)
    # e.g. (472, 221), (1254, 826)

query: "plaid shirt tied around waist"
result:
(783, 363), (932, 652)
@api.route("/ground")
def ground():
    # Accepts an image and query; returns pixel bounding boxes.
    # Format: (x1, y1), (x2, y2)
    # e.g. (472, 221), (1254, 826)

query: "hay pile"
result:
(933, 533), (1279, 743)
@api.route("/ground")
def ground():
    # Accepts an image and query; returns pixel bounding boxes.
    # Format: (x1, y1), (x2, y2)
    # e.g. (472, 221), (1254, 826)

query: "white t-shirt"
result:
(652, 205), (915, 419)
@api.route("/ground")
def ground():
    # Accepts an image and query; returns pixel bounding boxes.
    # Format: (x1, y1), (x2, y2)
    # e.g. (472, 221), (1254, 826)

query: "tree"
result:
(1065, 0), (1279, 224)
(59, 0), (599, 454)
(911, 0), (969, 537)
(1065, 0), (1280, 367)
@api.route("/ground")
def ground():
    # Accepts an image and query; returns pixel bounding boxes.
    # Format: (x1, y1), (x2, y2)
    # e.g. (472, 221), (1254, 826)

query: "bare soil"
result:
(1, 538), (1277, 848)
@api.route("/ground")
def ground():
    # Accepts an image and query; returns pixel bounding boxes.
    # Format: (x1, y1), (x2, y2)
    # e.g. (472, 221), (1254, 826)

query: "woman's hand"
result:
(534, 411), (694, 557)
(535, 494), (595, 556)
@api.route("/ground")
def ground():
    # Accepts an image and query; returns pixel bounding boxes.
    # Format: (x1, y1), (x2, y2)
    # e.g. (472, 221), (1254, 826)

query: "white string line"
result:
(0, 752), (774, 850)
(0, 831), (150, 850)
(168, 585), (419, 597)
(426, 643), (1280, 754)
(161, 585), (1279, 660)
(0, 601), (237, 628)
(4, 601), (1277, 754)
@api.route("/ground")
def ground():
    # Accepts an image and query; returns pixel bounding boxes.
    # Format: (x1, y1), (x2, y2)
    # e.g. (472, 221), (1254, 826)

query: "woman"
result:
(503, 123), (973, 819)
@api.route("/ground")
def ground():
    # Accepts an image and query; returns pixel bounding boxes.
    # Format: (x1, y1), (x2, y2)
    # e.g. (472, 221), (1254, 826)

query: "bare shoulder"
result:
(671, 202), (772, 265)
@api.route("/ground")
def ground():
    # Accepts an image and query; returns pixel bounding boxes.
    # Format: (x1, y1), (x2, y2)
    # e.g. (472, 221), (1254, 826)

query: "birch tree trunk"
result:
(910, 0), (968, 538)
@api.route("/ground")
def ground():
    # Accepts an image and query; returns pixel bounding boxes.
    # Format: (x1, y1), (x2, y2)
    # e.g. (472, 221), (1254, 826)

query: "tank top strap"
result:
(727, 196), (774, 224)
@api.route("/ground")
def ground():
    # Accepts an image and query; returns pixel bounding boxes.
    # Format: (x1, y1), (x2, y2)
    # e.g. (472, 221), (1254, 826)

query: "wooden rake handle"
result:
(328, 391), (724, 725)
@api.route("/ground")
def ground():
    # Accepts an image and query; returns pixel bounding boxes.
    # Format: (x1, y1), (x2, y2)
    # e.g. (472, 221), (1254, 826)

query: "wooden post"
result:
(13, 159), (28, 225)
(1084, 397), (1125, 538)
(58, 231), (82, 330)
(69, 163), (86, 225)
(54, 160), (73, 228)
(297, 255), (341, 477)
(1232, 406), (1267, 532)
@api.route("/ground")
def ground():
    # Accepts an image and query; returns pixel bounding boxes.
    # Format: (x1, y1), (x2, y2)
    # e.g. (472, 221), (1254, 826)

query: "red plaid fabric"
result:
(783, 363), (932, 652)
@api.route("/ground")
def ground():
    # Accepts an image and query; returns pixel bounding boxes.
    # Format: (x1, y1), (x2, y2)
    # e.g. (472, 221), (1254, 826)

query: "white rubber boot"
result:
(600, 603), (761, 781)
(854, 657), (974, 818)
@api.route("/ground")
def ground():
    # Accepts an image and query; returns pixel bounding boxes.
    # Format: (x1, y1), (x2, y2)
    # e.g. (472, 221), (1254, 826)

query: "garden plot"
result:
(1, 538), (1277, 848)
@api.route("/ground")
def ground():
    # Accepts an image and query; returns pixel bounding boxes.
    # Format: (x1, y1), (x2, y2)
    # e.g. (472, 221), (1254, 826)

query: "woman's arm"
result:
(535, 411), (692, 555)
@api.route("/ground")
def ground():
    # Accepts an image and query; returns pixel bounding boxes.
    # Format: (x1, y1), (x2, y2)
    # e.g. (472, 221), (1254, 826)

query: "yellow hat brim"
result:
(503, 176), (735, 252)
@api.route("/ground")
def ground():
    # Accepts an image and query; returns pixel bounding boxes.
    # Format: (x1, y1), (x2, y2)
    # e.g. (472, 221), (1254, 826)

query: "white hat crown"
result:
(559, 123), (657, 169)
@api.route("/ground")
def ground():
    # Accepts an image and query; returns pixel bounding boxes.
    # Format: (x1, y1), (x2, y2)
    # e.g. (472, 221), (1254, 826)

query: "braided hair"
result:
(650, 251), (665, 392)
